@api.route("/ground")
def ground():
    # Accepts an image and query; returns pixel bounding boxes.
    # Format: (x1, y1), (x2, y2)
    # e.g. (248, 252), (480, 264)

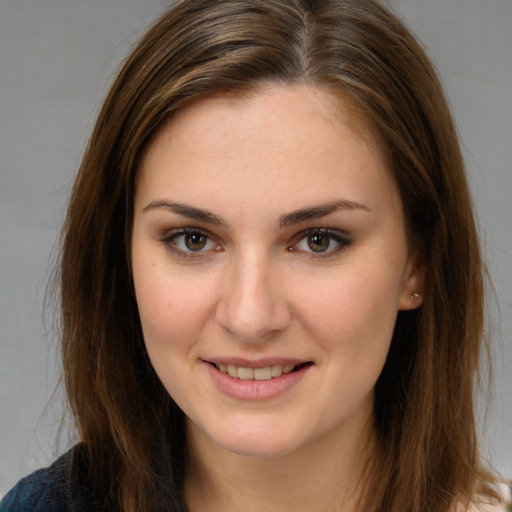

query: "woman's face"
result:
(132, 85), (422, 459)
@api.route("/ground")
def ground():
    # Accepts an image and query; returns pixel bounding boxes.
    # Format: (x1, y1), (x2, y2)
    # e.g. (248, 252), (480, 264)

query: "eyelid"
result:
(159, 227), (222, 259)
(289, 228), (352, 258)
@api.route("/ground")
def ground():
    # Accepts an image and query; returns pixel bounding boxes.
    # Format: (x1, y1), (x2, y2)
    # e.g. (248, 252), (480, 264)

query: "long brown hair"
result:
(59, 0), (497, 510)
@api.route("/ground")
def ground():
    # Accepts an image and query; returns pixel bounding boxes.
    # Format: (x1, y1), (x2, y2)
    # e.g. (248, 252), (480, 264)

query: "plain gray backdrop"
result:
(1, 0), (511, 497)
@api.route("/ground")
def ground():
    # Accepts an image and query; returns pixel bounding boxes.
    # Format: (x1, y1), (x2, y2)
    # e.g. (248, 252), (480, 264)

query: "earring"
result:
(410, 292), (421, 303)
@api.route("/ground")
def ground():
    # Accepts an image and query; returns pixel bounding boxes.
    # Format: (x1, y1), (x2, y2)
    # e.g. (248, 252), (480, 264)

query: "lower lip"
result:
(204, 362), (312, 401)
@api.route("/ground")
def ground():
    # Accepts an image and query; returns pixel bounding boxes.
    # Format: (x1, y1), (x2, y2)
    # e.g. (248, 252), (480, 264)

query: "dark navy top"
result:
(1, 448), (101, 512)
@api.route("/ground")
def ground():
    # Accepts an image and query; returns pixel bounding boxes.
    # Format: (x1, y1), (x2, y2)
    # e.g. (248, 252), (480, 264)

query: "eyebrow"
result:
(278, 199), (371, 227)
(142, 200), (228, 227)
(142, 198), (371, 228)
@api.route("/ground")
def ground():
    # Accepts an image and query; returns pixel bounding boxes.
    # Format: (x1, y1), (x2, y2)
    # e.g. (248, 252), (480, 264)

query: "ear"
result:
(398, 249), (425, 311)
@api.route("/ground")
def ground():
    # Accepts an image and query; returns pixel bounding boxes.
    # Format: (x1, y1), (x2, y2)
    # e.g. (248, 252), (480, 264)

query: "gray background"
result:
(1, 0), (511, 497)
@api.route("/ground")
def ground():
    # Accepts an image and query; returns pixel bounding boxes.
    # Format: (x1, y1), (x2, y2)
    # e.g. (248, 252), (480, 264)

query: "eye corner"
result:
(288, 228), (352, 259)
(159, 227), (223, 260)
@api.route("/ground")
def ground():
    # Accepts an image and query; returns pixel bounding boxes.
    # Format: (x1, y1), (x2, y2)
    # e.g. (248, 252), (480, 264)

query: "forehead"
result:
(136, 85), (400, 221)
(146, 84), (381, 159)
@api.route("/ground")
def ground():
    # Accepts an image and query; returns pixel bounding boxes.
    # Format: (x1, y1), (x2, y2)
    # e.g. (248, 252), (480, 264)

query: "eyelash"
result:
(159, 227), (351, 259)
(289, 228), (351, 259)
(160, 228), (221, 259)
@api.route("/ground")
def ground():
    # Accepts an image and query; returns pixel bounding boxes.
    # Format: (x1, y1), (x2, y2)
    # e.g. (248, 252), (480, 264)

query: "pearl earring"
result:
(410, 292), (421, 302)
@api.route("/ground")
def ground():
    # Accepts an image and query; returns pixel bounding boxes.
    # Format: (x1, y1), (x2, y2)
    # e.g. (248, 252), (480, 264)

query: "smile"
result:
(213, 363), (301, 380)
(204, 360), (313, 400)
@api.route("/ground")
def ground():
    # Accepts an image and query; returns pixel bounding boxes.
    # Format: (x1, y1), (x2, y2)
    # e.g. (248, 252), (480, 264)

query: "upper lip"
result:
(202, 357), (312, 368)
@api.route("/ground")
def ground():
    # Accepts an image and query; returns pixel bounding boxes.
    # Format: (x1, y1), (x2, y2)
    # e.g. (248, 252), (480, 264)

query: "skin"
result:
(131, 85), (423, 511)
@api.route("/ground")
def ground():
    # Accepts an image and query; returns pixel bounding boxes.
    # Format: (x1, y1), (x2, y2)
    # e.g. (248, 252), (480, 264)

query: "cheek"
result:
(291, 262), (402, 354)
(132, 265), (218, 402)
(135, 274), (215, 347)
(131, 244), (217, 353)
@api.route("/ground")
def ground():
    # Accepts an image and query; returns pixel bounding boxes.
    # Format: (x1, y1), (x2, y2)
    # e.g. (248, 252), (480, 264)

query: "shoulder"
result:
(1, 450), (71, 512)
(465, 482), (512, 512)
(0, 447), (96, 512)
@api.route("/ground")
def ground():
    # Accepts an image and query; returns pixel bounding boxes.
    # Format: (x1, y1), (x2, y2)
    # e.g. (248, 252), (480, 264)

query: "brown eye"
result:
(185, 232), (208, 251)
(307, 233), (331, 252)
(290, 229), (350, 257)
(165, 230), (217, 254)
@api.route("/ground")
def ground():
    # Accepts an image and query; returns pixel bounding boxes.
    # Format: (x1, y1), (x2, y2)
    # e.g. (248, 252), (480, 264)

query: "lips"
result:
(204, 359), (313, 400)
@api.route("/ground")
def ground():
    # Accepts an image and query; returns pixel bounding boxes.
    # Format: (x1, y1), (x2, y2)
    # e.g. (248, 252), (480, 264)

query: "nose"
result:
(215, 252), (292, 342)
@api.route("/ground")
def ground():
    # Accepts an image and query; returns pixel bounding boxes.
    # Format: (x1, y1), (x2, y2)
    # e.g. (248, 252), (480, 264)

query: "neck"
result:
(184, 418), (375, 512)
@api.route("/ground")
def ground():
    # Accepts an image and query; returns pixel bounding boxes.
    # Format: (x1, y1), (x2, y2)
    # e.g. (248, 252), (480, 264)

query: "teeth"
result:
(215, 363), (299, 380)
(238, 367), (254, 380)
(271, 365), (283, 377)
(253, 367), (272, 380)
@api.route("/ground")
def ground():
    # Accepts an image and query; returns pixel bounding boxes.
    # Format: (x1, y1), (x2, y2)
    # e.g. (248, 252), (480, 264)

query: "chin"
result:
(217, 435), (303, 460)
(190, 416), (309, 460)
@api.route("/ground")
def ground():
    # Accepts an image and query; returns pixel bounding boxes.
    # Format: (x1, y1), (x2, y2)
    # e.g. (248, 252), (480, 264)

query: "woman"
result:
(2, 0), (509, 511)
